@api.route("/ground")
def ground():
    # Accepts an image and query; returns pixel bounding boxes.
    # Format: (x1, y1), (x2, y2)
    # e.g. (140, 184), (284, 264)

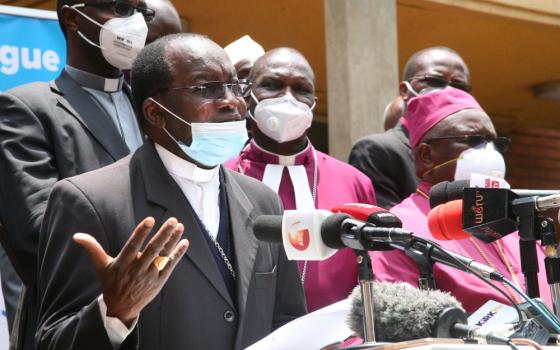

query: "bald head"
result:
(403, 47), (469, 82)
(248, 47), (317, 155)
(144, 0), (182, 44)
(400, 47), (470, 103)
(132, 33), (233, 114)
(383, 96), (405, 130)
(250, 47), (315, 84)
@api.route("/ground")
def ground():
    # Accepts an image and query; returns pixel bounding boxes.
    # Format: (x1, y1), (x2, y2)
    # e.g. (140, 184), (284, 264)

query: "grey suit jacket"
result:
(36, 142), (306, 350)
(349, 121), (419, 209)
(0, 70), (131, 285)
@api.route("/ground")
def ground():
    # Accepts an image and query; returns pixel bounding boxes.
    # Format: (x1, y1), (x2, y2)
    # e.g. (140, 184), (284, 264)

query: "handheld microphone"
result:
(332, 203), (403, 251)
(430, 180), (560, 209)
(347, 282), (511, 344)
(253, 210), (413, 259)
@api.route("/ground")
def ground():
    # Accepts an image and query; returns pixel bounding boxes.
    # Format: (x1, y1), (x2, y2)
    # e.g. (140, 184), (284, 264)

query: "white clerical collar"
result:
(251, 139), (311, 166)
(155, 143), (219, 183)
(65, 65), (123, 92)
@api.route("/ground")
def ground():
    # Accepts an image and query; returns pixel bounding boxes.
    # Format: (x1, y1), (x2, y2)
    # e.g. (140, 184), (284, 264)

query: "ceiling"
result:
(14, 0), (560, 129)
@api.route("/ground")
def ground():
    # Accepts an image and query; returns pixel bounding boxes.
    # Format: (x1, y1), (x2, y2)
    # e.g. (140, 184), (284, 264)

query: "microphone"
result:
(347, 282), (511, 344)
(320, 213), (413, 251)
(253, 210), (413, 259)
(389, 237), (504, 282)
(430, 180), (560, 209)
(332, 203), (403, 251)
(331, 203), (403, 228)
(253, 209), (337, 261)
(427, 200), (470, 240)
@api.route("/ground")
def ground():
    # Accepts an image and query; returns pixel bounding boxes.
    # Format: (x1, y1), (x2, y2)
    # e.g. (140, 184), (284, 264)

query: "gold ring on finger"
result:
(153, 255), (170, 271)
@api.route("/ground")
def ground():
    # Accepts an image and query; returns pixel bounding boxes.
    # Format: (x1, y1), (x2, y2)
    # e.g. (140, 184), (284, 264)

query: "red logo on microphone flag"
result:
(287, 221), (310, 251)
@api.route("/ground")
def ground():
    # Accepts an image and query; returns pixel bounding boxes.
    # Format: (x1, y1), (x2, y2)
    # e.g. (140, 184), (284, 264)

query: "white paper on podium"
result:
(245, 297), (354, 350)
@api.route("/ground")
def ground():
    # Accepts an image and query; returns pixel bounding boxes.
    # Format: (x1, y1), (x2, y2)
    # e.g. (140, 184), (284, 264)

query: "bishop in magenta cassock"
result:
(370, 87), (551, 312)
(225, 48), (376, 312)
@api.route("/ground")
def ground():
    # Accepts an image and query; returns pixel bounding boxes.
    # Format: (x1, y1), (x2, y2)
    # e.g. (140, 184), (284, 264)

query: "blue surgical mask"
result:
(149, 98), (248, 167)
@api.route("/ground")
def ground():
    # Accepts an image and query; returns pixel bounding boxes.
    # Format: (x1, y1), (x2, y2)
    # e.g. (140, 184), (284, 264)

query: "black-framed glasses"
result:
(76, 1), (156, 22)
(410, 74), (472, 93)
(424, 135), (511, 153)
(156, 80), (252, 100)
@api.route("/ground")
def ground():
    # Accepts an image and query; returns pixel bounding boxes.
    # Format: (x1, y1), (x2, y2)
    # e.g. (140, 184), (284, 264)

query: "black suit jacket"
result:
(349, 121), (419, 209)
(0, 70), (132, 285)
(36, 142), (306, 350)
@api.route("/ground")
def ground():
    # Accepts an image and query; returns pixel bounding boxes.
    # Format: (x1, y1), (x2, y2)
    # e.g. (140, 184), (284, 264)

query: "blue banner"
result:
(0, 10), (66, 92)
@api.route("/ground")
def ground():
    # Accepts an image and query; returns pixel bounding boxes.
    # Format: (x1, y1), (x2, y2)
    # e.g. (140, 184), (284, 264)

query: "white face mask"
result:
(71, 5), (148, 70)
(248, 91), (315, 143)
(454, 142), (506, 180)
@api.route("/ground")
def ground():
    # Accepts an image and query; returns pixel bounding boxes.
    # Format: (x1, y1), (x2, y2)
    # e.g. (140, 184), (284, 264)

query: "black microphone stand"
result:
(402, 241), (437, 290)
(539, 218), (560, 318)
(511, 197), (542, 298)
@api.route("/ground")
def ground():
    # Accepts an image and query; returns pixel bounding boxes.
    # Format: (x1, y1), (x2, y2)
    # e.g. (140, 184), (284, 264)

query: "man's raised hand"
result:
(73, 217), (189, 326)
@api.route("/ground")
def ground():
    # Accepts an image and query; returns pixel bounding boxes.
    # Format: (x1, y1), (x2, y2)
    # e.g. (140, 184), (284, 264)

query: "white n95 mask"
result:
(454, 142), (506, 180)
(249, 91), (315, 143)
(71, 5), (148, 70)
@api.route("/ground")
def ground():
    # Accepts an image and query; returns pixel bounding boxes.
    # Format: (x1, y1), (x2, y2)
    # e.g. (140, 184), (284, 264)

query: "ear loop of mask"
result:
(403, 81), (420, 97)
(421, 155), (461, 178)
(147, 97), (221, 146)
(65, 5), (107, 50)
(246, 90), (317, 119)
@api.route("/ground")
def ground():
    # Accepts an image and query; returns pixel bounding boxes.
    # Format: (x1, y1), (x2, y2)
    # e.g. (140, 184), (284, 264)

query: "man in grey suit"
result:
(36, 33), (306, 349)
(349, 46), (471, 209)
(0, 0), (154, 346)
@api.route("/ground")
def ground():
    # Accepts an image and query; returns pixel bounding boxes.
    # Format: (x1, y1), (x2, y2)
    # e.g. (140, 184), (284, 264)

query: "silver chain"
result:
(238, 145), (318, 287)
(210, 236), (236, 280)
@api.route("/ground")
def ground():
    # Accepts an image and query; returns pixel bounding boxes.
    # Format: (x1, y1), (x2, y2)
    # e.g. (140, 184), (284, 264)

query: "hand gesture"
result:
(73, 217), (189, 326)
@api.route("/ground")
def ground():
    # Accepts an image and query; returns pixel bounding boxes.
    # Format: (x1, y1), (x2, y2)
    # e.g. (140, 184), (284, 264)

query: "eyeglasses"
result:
(156, 80), (252, 100)
(76, 1), (156, 22)
(424, 135), (511, 153)
(410, 74), (472, 93)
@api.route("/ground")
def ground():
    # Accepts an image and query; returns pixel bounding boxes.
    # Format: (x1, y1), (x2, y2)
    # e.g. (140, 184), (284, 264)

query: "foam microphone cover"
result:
(347, 282), (465, 341)
(429, 180), (470, 209)
(253, 215), (283, 242)
(428, 200), (470, 240)
(320, 213), (352, 249)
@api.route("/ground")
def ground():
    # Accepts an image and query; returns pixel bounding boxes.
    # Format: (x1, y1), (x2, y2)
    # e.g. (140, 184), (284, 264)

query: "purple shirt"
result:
(225, 140), (376, 311)
(371, 181), (552, 313)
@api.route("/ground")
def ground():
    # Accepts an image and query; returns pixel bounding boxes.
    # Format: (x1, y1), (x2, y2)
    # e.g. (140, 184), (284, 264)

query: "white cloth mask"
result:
(454, 142), (506, 180)
(71, 5), (148, 70)
(248, 91), (315, 143)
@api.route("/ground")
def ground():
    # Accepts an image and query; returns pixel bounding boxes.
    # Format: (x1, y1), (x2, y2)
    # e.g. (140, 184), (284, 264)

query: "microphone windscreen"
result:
(348, 282), (464, 341)
(429, 180), (469, 209)
(320, 213), (352, 249)
(253, 215), (283, 243)
(428, 200), (470, 240)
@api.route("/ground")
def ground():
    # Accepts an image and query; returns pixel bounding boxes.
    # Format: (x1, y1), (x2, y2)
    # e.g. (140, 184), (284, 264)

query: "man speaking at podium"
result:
(370, 87), (551, 312)
(35, 33), (305, 349)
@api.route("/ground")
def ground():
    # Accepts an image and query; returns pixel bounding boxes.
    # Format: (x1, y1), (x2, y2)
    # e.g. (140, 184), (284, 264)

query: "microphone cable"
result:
(413, 236), (525, 333)
(501, 278), (560, 333)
